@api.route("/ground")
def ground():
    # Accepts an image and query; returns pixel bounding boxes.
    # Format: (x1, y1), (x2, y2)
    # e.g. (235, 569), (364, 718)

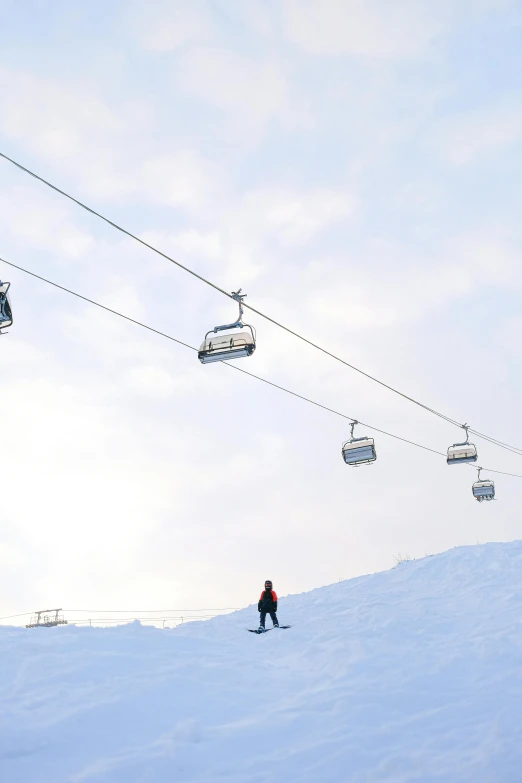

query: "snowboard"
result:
(247, 625), (291, 634)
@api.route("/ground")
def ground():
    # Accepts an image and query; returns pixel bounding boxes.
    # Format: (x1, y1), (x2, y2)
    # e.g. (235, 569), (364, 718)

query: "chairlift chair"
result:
(342, 421), (377, 466)
(198, 290), (256, 364)
(0, 281), (13, 332)
(472, 468), (495, 502)
(447, 424), (477, 465)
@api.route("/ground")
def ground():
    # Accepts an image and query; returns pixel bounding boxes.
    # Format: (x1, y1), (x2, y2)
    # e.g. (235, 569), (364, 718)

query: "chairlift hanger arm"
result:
(208, 289), (250, 333)
(209, 320), (243, 335)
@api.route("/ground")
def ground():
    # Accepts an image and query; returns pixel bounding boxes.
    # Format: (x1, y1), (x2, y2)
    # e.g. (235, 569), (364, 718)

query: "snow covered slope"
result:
(2, 542), (522, 782)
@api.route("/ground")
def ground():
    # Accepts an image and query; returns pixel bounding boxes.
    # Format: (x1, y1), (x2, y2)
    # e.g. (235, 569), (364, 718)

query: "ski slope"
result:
(2, 541), (522, 782)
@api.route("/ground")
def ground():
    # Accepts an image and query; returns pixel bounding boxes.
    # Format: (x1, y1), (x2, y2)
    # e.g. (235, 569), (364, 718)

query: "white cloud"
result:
(129, 0), (215, 51)
(241, 187), (358, 245)
(297, 232), (522, 336)
(169, 229), (223, 260)
(219, 0), (275, 36)
(0, 188), (94, 259)
(0, 377), (181, 556)
(125, 365), (188, 398)
(281, 0), (447, 59)
(0, 64), (220, 215)
(497, 316), (522, 357)
(0, 66), (156, 203)
(162, 185), (358, 288)
(0, 66), (127, 161)
(214, 186), (356, 282)
(137, 151), (221, 210)
(137, 185), (357, 287)
(86, 277), (147, 322)
(430, 103), (522, 165)
(0, 63), (223, 211)
(176, 48), (290, 135)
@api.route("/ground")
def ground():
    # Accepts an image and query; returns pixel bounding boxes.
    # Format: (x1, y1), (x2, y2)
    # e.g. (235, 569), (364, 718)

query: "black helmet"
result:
(265, 580), (273, 589)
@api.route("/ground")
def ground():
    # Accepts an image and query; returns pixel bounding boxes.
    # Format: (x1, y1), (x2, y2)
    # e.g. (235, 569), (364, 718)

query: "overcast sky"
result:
(1, 0), (521, 622)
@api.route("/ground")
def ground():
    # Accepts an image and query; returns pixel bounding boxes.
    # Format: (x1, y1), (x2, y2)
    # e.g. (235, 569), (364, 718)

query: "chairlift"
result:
(0, 281), (13, 332)
(198, 290), (256, 364)
(447, 424), (477, 465)
(472, 468), (495, 502)
(342, 421), (377, 466)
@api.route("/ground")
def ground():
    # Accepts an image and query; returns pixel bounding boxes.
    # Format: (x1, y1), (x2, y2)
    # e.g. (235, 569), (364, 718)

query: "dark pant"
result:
(260, 611), (278, 628)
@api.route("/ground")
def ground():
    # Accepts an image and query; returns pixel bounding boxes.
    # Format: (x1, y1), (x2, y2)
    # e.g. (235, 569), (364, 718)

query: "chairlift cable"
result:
(0, 152), (458, 426)
(0, 257), (449, 458)
(475, 466), (522, 478)
(0, 611), (34, 621)
(63, 607), (242, 612)
(2, 256), (521, 480)
(70, 615), (218, 621)
(0, 257), (196, 352)
(466, 429), (522, 456)
(224, 363), (445, 457)
(3, 152), (522, 454)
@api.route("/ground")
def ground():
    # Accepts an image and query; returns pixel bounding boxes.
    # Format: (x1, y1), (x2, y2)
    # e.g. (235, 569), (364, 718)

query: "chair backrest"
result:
(200, 329), (255, 353)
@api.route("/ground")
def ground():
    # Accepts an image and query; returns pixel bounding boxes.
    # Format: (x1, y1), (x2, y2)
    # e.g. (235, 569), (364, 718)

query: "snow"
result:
(2, 541), (522, 782)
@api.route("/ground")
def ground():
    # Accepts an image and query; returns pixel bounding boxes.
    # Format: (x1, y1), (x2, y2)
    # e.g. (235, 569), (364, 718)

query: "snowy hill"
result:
(2, 542), (522, 782)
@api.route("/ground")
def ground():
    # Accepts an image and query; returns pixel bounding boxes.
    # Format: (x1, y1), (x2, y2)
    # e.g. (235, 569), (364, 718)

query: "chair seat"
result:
(199, 345), (254, 363)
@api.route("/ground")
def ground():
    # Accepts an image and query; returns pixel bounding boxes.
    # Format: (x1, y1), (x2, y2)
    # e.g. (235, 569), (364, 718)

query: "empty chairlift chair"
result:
(472, 468), (495, 502)
(198, 290), (256, 364)
(342, 421), (377, 467)
(447, 425), (478, 465)
(0, 281), (13, 332)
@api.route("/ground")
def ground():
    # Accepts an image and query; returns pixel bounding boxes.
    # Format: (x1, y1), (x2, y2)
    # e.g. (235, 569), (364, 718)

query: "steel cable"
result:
(1, 255), (520, 479)
(3, 152), (522, 453)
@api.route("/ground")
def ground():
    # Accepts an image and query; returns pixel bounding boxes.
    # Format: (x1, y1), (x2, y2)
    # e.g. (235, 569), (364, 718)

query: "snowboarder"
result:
(258, 580), (278, 631)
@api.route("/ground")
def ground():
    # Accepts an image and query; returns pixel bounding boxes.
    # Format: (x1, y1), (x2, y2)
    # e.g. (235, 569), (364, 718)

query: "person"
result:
(258, 580), (278, 631)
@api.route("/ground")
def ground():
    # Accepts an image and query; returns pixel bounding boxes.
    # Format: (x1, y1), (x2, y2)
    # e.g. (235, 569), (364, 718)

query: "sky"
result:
(1, 0), (522, 622)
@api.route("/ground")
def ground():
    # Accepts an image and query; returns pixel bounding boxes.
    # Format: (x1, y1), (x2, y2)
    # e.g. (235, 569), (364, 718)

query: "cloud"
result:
(135, 185), (357, 288)
(137, 151), (223, 210)
(125, 365), (189, 398)
(0, 376), (181, 557)
(192, 185), (358, 286)
(167, 229), (223, 260)
(0, 66), (127, 161)
(296, 232), (522, 338)
(129, 0), (215, 51)
(240, 187), (358, 245)
(497, 316), (522, 357)
(429, 103), (522, 165)
(0, 66), (155, 202)
(176, 48), (290, 136)
(0, 187), (94, 259)
(0, 63), (223, 211)
(219, 0), (275, 36)
(0, 65), (223, 213)
(281, 0), (447, 59)
(93, 277), (148, 320)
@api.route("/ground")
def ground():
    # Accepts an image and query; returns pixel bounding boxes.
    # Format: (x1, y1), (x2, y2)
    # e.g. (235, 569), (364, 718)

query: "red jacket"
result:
(258, 589), (278, 612)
